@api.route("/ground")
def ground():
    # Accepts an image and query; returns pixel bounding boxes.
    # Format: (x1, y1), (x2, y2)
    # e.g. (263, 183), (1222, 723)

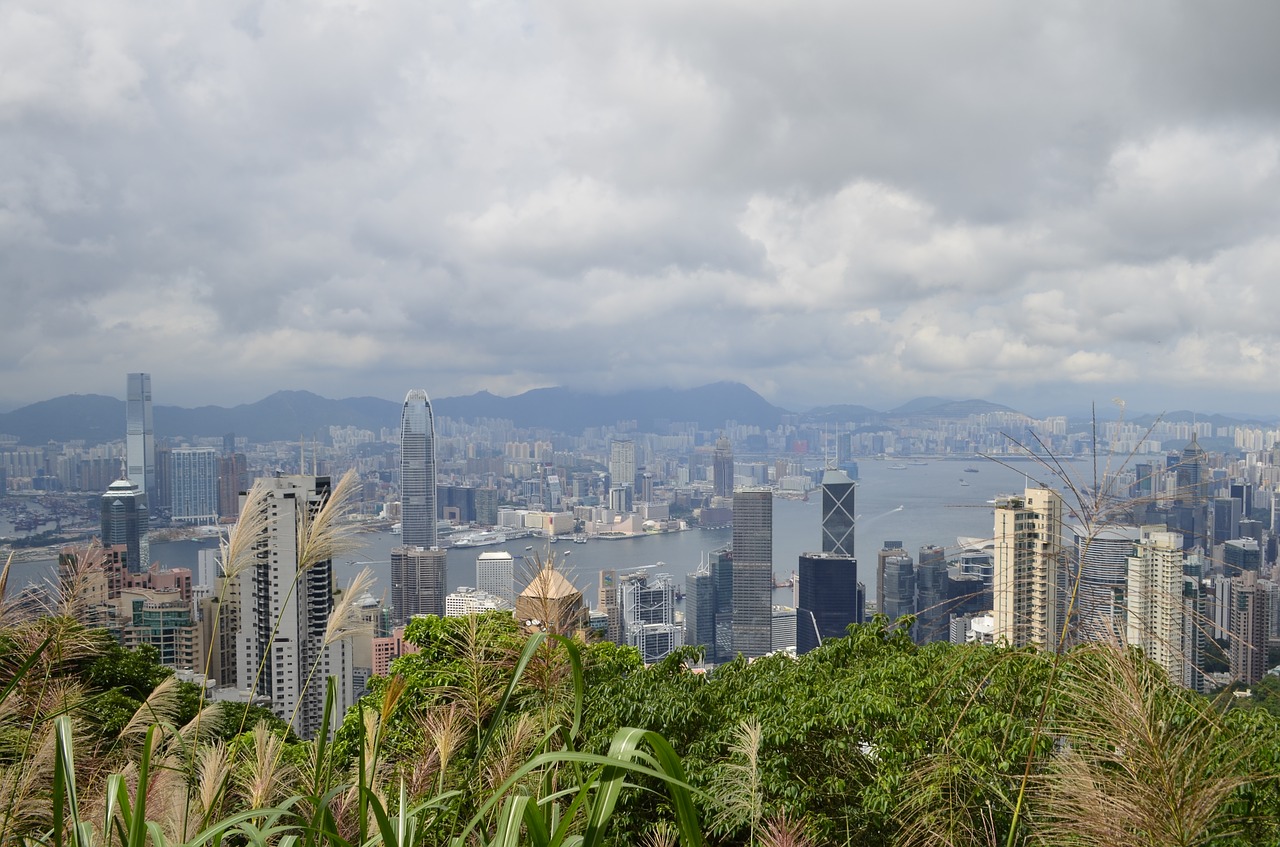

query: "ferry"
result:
(963, 466), (980, 473)
(452, 531), (507, 548)
(887, 463), (909, 470)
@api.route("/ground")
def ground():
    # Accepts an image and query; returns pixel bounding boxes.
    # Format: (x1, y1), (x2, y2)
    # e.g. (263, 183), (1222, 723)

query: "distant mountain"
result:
(0, 382), (790, 445)
(435, 382), (791, 431)
(802, 404), (884, 423)
(0, 394), (124, 445)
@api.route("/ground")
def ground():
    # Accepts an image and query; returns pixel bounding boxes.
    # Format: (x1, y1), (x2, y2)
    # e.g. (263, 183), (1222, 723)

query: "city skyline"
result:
(4, 4), (1280, 415)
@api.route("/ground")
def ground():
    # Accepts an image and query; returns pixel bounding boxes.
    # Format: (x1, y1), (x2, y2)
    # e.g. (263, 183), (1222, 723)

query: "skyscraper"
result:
(236, 475), (354, 740)
(391, 546), (448, 622)
(125, 373), (155, 501)
(168, 447), (219, 525)
(685, 561), (716, 658)
(400, 390), (437, 549)
(101, 477), (150, 573)
(914, 545), (948, 644)
(1070, 524), (1141, 642)
(796, 551), (861, 654)
(992, 487), (1064, 649)
(730, 488), (773, 658)
(1229, 570), (1271, 685)
(821, 469), (856, 557)
(877, 542), (916, 624)
(713, 436), (734, 499)
(476, 550), (515, 608)
(609, 440), (636, 505)
(615, 570), (682, 663)
(1125, 530), (1187, 684)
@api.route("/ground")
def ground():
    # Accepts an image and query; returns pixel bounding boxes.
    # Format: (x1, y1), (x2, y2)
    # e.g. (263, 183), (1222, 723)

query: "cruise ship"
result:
(452, 530), (507, 548)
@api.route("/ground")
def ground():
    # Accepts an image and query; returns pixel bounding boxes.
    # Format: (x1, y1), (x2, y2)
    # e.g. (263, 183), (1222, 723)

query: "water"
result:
(11, 457), (1088, 606)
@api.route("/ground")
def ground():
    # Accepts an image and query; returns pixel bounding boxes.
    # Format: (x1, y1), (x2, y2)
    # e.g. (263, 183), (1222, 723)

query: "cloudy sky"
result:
(3, 1), (1279, 416)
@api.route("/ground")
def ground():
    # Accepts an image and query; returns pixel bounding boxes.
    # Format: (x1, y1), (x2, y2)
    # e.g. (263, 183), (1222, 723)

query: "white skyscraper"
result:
(169, 447), (219, 525)
(1125, 530), (1187, 682)
(400, 390), (437, 548)
(609, 439), (636, 496)
(476, 550), (516, 608)
(992, 487), (1064, 650)
(125, 373), (155, 500)
(236, 475), (354, 740)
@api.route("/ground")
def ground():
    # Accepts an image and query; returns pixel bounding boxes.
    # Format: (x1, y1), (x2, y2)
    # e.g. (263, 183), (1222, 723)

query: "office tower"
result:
(516, 563), (587, 635)
(1223, 538), (1262, 576)
(598, 569), (621, 642)
(609, 440), (636, 504)
(1212, 497), (1243, 547)
(796, 551), (861, 654)
(390, 546), (447, 622)
(1230, 482), (1254, 520)
(218, 452), (249, 520)
(771, 606), (796, 652)
(1070, 524), (1141, 642)
(992, 488), (1064, 649)
(713, 436), (734, 499)
(1176, 434), (1208, 505)
(1179, 552), (1208, 693)
(616, 570), (682, 663)
(476, 551), (515, 608)
(400, 390), (438, 548)
(685, 562), (716, 658)
(167, 448), (219, 524)
(713, 549), (734, 663)
(877, 542), (915, 625)
(1125, 530), (1186, 683)
(1229, 571), (1271, 685)
(914, 545), (948, 644)
(125, 373), (155, 501)
(236, 475), (354, 740)
(821, 469), (856, 557)
(101, 477), (150, 573)
(731, 488), (773, 658)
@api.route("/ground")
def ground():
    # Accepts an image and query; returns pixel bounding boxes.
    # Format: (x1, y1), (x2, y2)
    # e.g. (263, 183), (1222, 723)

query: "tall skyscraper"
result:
(400, 390), (437, 549)
(685, 561), (716, 659)
(730, 488), (773, 658)
(992, 487), (1064, 649)
(821, 469), (856, 557)
(1125, 530), (1188, 684)
(125, 373), (155, 500)
(877, 542), (915, 624)
(168, 448), (219, 525)
(713, 436), (734, 499)
(101, 476), (150, 573)
(914, 545), (948, 644)
(609, 440), (636, 504)
(1229, 570), (1271, 685)
(615, 570), (682, 663)
(236, 475), (354, 740)
(796, 551), (861, 655)
(391, 546), (448, 623)
(1070, 524), (1141, 642)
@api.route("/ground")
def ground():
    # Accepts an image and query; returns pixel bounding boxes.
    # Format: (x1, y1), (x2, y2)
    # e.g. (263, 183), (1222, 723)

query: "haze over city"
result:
(4, 2), (1280, 416)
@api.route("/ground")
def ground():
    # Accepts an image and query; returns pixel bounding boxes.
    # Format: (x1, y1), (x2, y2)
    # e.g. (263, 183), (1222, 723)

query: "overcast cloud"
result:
(3, 0), (1279, 416)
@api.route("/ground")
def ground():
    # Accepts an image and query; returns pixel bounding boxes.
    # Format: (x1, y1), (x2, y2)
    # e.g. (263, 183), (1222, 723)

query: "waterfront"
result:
(9, 456), (1092, 608)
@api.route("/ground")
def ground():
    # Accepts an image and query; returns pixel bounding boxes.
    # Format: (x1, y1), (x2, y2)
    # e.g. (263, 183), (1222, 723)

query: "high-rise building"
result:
(771, 605), (796, 653)
(400, 390), (437, 548)
(685, 562), (716, 659)
(615, 570), (682, 663)
(235, 475), (353, 740)
(992, 487), (1064, 649)
(168, 448), (219, 525)
(1223, 538), (1261, 576)
(1229, 570), (1271, 685)
(101, 477), (150, 573)
(391, 546), (447, 622)
(713, 436), (734, 499)
(1212, 497), (1243, 547)
(476, 551), (516, 609)
(1125, 530), (1187, 683)
(217, 453), (249, 520)
(795, 551), (861, 654)
(914, 545), (948, 644)
(821, 469), (856, 557)
(1176, 434), (1209, 506)
(125, 373), (155, 502)
(444, 587), (505, 617)
(1070, 524), (1141, 642)
(877, 542), (915, 625)
(609, 440), (636, 506)
(730, 488), (773, 658)
(713, 549), (734, 663)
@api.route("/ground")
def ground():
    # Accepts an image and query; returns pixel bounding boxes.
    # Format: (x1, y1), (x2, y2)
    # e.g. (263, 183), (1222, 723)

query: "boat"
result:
(887, 463), (909, 470)
(548, 535), (559, 543)
(963, 466), (980, 473)
(573, 534), (588, 544)
(959, 479), (970, 487)
(908, 459), (928, 466)
(452, 531), (508, 548)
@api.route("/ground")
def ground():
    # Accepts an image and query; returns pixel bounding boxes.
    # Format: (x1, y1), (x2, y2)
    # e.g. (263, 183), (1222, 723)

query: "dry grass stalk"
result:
(218, 479), (272, 583)
(481, 711), (540, 792)
(759, 810), (818, 847)
(238, 720), (295, 810)
(324, 566), (377, 647)
(709, 718), (765, 843)
(295, 468), (362, 574)
(1033, 644), (1257, 847)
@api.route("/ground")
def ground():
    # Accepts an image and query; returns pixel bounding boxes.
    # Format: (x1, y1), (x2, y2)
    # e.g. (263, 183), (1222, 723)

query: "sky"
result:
(3, 1), (1280, 417)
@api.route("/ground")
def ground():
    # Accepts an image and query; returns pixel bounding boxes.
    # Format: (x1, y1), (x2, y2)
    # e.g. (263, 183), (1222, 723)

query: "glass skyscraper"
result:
(125, 373), (155, 501)
(399, 389), (437, 549)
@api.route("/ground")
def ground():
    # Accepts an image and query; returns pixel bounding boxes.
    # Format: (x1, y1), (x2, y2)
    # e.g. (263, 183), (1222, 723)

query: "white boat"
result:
(887, 463), (909, 470)
(452, 531), (507, 548)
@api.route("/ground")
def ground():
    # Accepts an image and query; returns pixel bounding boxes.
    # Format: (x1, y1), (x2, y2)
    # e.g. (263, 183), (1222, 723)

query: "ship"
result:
(887, 463), (909, 470)
(452, 531), (508, 548)
(964, 466), (980, 473)
(908, 459), (928, 466)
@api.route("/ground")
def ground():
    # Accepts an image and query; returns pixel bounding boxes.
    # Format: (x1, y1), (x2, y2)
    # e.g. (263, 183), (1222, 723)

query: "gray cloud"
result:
(3, 0), (1280, 417)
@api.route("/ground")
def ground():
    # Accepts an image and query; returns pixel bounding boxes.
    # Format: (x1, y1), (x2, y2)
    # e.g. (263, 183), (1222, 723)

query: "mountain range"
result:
(0, 384), (1043, 446)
